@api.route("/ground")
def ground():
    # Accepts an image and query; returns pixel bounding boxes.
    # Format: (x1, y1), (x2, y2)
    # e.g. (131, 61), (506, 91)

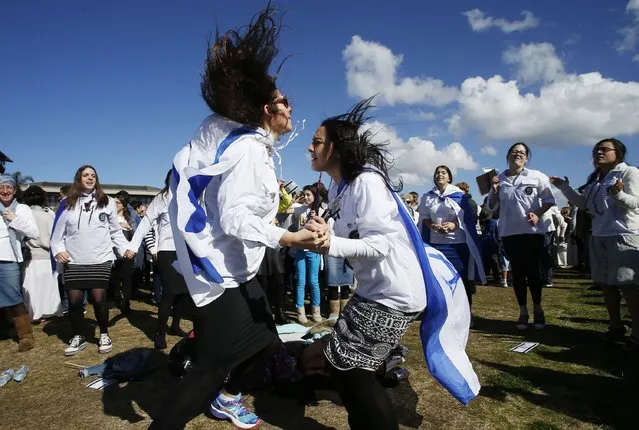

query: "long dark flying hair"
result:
(201, 4), (283, 127)
(159, 169), (172, 197)
(321, 97), (401, 191)
(584, 138), (627, 187)
(66, 165), (109, 210)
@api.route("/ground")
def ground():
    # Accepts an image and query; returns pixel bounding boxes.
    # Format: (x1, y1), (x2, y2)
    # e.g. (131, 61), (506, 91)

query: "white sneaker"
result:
(64, 335), (87, 356)
(98, 333), (112, 354)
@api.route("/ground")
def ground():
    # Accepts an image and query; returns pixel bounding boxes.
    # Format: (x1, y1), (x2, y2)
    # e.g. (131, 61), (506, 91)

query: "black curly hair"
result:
(201, 4), (284, 127)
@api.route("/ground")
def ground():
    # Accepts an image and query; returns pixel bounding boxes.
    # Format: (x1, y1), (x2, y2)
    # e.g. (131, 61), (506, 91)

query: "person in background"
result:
(556, 207), (570, 268)
(401, 193), (419, 225)
(0, 174), (38, 351)
(110, 194), (136, 314)
(292, 183), (327, 323)
(50, 165), (130, 356)
(126, 170), (190, 350)
(57, 184), (71, 314)
(257, 179), (294, 325)
(456, 182), (479, 220)
(488, 142), (556, 330)
(21, 185), (62, 321)
(551, 138), (639, 346)
(420, 166), (485, 324)
(540, 206), (559, 287)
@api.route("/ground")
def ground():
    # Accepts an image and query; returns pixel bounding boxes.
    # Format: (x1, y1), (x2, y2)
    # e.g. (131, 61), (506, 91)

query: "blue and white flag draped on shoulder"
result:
(168, 114), (263, 306)
(424, 184), (486, 285)
(390, 189), (481, 404)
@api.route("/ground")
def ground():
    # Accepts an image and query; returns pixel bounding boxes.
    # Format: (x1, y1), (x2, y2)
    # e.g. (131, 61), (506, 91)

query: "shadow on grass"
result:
(109, 308), (158, 342)
(101, 348), (172, 423)
(252, 374), (423, 429)
(471, 316), (626, 374)
(556, 316), (608, 325)
(479, 360), (634, 429)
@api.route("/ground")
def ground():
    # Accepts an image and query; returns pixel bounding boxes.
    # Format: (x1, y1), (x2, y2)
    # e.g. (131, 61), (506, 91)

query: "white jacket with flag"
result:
(169, 114), (287, 308)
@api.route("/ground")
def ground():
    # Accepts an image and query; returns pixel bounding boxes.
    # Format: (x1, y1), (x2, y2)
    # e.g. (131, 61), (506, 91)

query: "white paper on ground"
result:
(86, 378), (118, 390)
(510, 342), (539, 353)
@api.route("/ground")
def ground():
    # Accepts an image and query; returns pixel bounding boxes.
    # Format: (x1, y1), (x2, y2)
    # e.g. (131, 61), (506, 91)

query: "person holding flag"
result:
(420, 165), (486, 324)
(303, 98), (480, 430)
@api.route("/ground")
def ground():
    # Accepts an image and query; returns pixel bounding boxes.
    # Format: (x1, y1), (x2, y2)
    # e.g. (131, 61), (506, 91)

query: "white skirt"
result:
(22, 259), (62, 320)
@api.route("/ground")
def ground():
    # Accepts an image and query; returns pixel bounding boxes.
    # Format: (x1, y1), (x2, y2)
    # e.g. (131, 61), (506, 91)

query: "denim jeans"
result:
(294, 250), (321, 308)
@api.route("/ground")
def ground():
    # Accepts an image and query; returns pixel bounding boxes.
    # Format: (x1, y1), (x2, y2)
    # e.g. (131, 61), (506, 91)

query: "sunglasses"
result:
(271, 95), (289, 108)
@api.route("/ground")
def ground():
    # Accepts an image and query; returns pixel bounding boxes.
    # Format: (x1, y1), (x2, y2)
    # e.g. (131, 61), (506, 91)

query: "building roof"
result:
(0, 151), (13, 163)
(29, 181), (162, 196)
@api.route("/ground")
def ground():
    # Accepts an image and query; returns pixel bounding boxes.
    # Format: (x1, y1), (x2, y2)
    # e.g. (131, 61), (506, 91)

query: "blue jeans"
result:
(294, 250), (321, 308)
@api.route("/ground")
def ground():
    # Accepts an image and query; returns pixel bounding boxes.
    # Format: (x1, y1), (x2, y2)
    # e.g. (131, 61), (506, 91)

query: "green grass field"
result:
(0, 268), (635, 429)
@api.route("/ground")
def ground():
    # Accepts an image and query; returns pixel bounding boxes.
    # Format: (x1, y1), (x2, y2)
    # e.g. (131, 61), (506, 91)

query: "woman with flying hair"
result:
(302, 98), (479, 429)
(149, 6), (325, 429)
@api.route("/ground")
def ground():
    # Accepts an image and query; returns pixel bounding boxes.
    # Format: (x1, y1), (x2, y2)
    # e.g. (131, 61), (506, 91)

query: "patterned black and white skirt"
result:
(324, 294), (420, 371)
(63, 262), (112, 291)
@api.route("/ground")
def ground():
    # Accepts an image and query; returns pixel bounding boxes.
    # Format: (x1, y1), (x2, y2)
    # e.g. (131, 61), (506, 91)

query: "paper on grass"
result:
(510, 342), (539, 353)
(86, 378), (118, 390)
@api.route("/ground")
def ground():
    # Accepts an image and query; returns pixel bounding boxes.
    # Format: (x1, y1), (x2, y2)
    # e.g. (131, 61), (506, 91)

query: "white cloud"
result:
(362, 121), (478, 186)
(343, 36), (459, 106)
(617, 0), (639, 54)
(453, 71), (639, 144)
(462, 9), (539, 33)
(634, 54), (639, 62)
(503, 43), (565, 85)
(397, 110), (437, 121)
(480, 145), (498, 156)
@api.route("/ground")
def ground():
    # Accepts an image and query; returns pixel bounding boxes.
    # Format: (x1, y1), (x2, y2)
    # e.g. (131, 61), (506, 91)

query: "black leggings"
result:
(257, 273), (287, 313)
(149, 279), (280, 429)
(110, 259), (134, 302)
(157, 291), (188, 333)
(502, 234), (545, 306)
(328, 285), (351, 300)
(68, 288), (109, 335)
(329, 363), (398, 430)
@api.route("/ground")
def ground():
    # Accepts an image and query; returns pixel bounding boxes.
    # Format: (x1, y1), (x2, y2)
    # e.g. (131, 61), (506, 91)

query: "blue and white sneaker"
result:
(210, 392), (261, 429)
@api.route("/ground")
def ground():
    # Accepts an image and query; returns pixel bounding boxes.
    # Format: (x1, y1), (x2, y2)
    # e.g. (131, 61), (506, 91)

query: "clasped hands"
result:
(300, 215), (331, 253)
(432, 222), (456, 233)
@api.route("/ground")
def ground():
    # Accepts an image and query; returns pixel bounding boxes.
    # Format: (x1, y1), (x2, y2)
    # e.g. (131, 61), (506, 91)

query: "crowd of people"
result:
(1, 5), (638, 430)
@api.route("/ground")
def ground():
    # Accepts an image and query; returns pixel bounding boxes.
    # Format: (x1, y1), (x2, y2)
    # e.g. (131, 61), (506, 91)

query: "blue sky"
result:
(2, 0), (638, 206)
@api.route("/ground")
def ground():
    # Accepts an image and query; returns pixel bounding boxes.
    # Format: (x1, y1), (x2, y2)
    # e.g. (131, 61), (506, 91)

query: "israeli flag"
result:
(391, 191), (481, 405)
(168, 114), (256, 306)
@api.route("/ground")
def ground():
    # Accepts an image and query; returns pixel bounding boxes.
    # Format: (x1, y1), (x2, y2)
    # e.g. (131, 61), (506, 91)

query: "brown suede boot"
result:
(328, 300), (340, 320)
(340, 298), (350, 313)
(12, 304), (34, 352)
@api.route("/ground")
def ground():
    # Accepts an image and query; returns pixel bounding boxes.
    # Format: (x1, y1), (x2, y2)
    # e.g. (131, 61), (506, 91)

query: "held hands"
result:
(433, 222), (456, 233)
(123, 250), (136, 259)
(549, 176), (569, 187)
(2, 209), (16, 222)
(55, 251), (72, 264)
(302, 215), (331, 253)
(527, 212), (539, 226)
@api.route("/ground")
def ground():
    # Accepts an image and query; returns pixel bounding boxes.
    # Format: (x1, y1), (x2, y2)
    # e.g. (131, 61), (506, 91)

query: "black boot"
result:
(169, 319), (188, 337)
(154, 332), (167, 350)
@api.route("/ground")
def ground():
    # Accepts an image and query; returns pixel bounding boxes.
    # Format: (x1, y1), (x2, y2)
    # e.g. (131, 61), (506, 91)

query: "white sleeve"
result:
(9, 204), (39, 240)
(537, 172), (557, 206)
(328, 173), (394, 260)
(106, 199), (129, 255)
(50, 208), (70, 256)
(217, 141), (286, 248)
(128, 195), (163, 251)
(611, 167), (639, 210)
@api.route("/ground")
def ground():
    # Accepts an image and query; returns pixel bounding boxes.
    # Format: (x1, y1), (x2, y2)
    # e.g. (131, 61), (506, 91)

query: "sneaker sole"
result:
(210, 405), (261, 429)
(516, 324), (528, 330)
(99, 345), (113, 354)
(533, 324), (545, 330)
(64, 343), (87, 356)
